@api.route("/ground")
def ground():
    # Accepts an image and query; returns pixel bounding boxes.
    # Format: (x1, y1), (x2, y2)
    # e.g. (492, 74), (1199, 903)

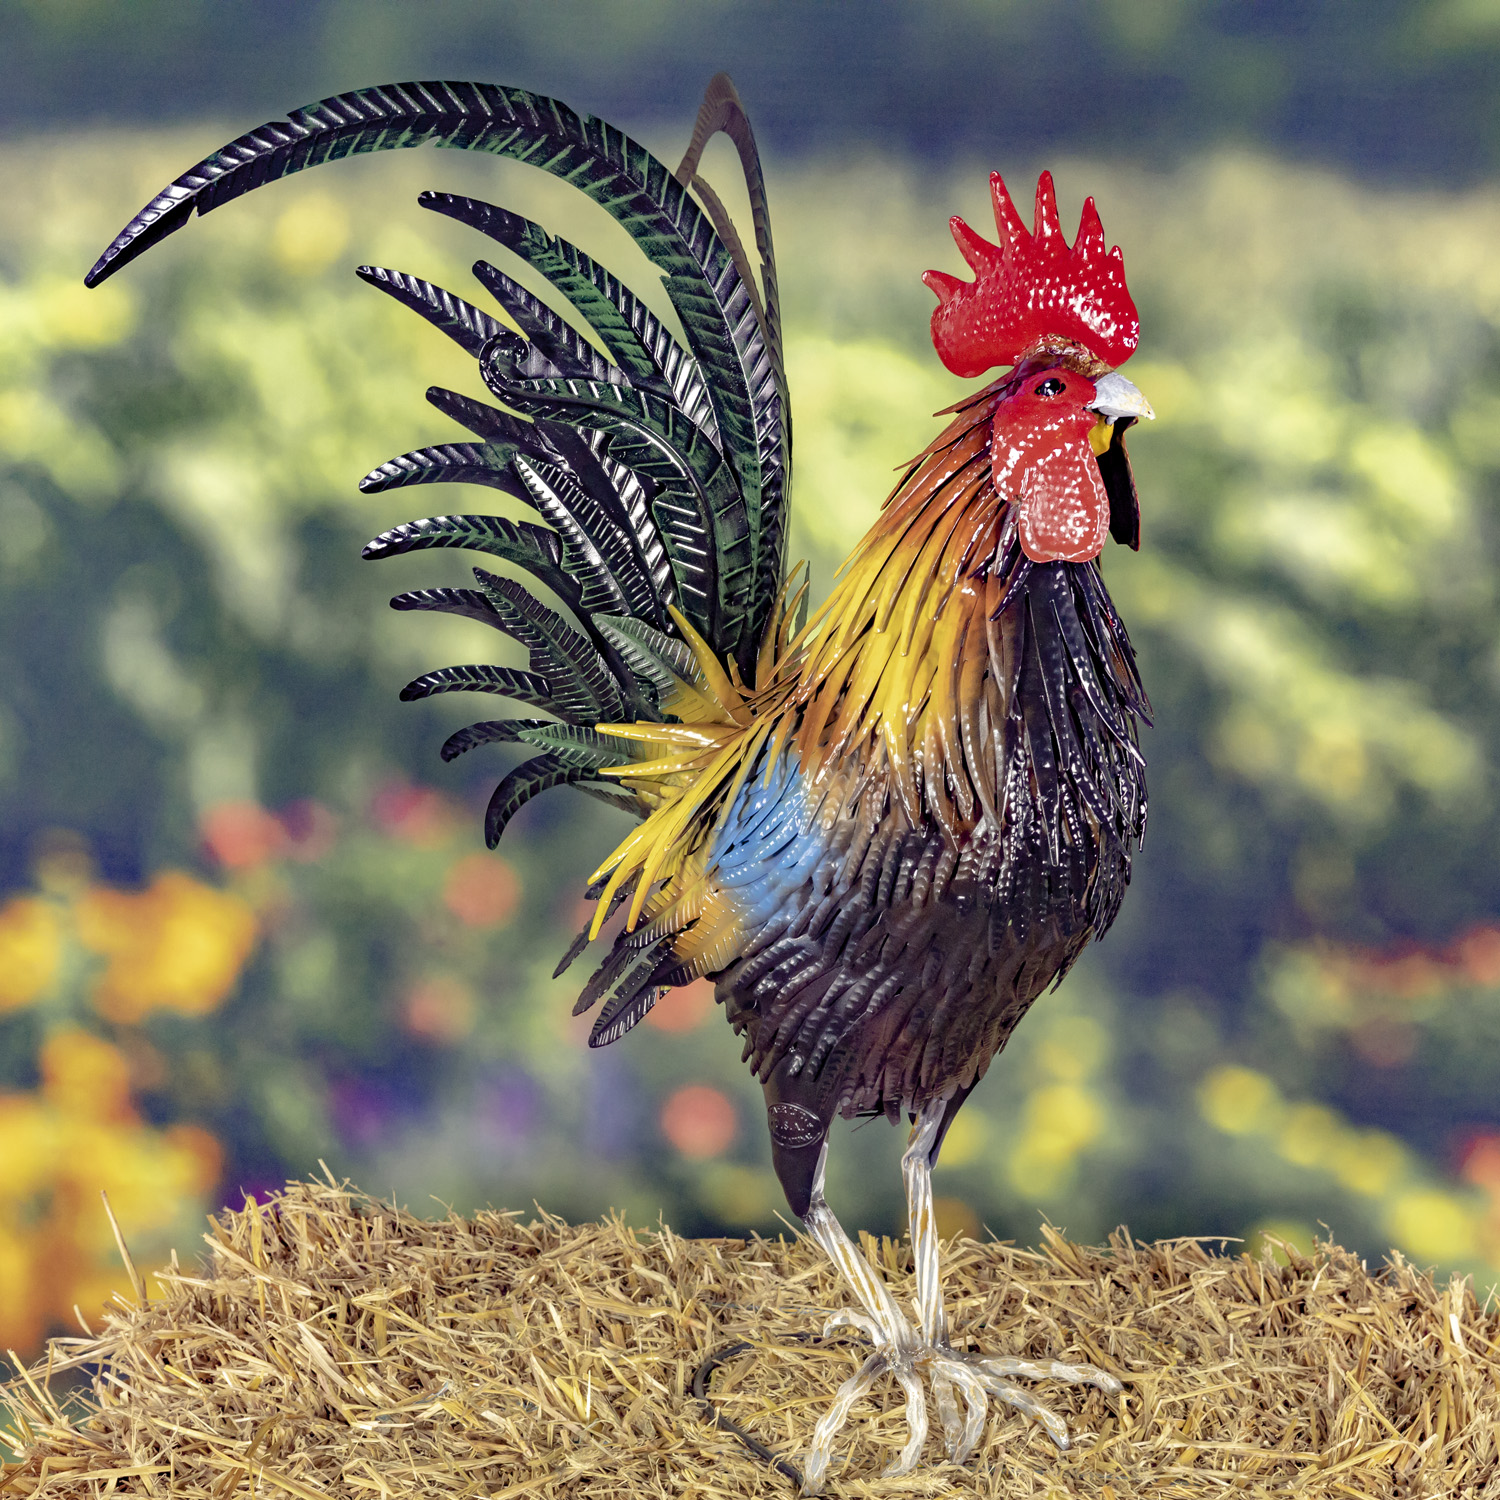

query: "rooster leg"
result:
(798, 1101), (1121, 1493)
(799, 1142), (925, 1492)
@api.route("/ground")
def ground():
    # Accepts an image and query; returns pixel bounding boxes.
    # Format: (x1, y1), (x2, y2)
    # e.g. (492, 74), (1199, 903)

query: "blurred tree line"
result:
(2, 2), (1500, 1375)
(5, 0), (1500, 185)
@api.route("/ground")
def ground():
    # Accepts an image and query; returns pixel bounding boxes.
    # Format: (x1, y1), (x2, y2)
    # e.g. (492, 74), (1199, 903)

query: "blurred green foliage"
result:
(2, 119), (1500, 1368)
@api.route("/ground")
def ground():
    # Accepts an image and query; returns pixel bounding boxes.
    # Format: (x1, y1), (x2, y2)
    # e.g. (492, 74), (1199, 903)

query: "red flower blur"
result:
(402, 975), (476, 1042)
(660, 1084), (737, 1159)
(370, 781), (460, 847)
(442, 853), (520, 928)
(200, 801), (287, 870)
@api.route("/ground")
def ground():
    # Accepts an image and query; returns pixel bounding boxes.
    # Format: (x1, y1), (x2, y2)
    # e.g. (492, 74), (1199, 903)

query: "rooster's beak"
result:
(1089, 372), (1154, 422)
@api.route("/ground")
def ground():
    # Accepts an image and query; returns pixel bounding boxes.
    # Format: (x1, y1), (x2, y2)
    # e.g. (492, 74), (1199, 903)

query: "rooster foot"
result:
(802, 1306), (1120, 1491)
(797, 1100), (1122, 1493)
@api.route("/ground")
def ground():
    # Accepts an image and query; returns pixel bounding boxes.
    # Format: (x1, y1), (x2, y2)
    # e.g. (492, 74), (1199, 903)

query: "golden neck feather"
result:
(783, 379), (1019, 836)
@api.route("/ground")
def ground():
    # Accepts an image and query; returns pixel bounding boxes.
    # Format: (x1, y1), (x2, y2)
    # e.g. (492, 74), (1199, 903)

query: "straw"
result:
(4, 1175), (1498, 1496)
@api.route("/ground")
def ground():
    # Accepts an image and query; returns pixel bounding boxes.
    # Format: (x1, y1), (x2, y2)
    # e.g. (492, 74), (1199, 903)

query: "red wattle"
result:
(1015, 440), (1110, 563)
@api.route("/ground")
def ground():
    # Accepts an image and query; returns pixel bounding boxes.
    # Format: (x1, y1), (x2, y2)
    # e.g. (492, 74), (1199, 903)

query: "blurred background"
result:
(5, 0), (1500, 1375)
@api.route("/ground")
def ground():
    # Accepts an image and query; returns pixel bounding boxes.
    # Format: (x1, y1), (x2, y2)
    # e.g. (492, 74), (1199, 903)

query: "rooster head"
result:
(990, 363), (1153, 563)
(925, 171), (1152, 563)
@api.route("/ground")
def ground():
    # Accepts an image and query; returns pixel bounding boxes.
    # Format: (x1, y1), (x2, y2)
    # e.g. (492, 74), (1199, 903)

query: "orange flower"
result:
(200, 801), (288, 870)
(646, 977), (714, 1033)
(933, 1196), (981, 1242)
(442, 853), (520, 928)
(1349, 945), (1446, 1000)
(1456, 926), (1500, 987)
(1459, 1132), (1500, 1194)
(402, 975), (476, 1042)
(0, 1036), (224, 1354)
(660, 1085), (737, 1158)
(76, 871), (257, 1023)
(0, 896), (61, 1012)
(162, 1122), (225, 1194)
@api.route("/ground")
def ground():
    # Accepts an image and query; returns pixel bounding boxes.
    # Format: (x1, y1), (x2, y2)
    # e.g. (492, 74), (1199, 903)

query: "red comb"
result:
(923, 171), (1139, 378)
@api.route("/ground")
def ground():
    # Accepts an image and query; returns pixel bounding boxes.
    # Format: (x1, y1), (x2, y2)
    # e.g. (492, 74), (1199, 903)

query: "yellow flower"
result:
(76, 871), (256, 1023)
(1199, 1065), (1282, 1135)
(1386, 1189), (1481, 1265)
(0, 1094), (56, 1205)
(0, 1220), (43, 1351)
(0, 1042), (224, 1354)
(1006, 1082), (1104, 1198)
(0, 895), (62, 1012)
(40, 1027), (135, 1123)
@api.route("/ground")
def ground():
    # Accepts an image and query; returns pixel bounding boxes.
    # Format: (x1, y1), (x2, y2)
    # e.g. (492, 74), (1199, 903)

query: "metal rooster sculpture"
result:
(88, 74), (1153, 1487)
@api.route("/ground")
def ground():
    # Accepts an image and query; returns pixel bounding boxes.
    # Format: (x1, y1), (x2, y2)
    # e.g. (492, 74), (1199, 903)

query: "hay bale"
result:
(3, 1176), (1497, 1497)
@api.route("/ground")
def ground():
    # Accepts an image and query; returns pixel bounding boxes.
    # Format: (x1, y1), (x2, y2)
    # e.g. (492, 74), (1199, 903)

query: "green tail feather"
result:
(355, 265), (504, 355)
(485, 752), (594, 847)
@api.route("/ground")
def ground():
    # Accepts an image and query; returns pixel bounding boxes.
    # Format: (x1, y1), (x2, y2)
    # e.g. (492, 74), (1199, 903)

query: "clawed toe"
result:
(928, 1355), (987, 1464)
(821, 1307), (885, 1344)
(800, 1340), (1120, 1492)
(976, 1353), (1124, 1395)
(972, 1366), (1070, 1449)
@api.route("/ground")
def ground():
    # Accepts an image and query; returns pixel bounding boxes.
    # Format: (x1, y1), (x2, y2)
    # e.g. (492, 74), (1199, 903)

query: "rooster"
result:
(87, 74), (1153, 1487)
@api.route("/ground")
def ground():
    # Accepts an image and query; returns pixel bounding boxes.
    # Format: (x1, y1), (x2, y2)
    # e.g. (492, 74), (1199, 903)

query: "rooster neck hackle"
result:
(584, 336), (1150, 952)
(787, 379), (1011, 827)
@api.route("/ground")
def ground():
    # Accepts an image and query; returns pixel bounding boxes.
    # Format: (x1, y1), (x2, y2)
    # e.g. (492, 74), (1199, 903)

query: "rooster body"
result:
(89, 74), (1151, 1487)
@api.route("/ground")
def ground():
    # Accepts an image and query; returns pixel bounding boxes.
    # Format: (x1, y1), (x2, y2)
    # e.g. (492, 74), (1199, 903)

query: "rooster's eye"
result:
(1033, 377), (1065, 397)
